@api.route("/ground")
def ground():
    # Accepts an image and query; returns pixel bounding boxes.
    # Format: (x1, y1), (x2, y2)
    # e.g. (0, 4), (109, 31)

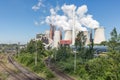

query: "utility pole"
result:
(72, 8), (76, 73)
(72, 8), (75, 46)
(35, 41), (37, 66)
(54, 49), (56, 62)
(90, 29), (94, 58)
(16, 42), (20, 56)
(18, 42), (20, 53)
(74, 49), (76, 73)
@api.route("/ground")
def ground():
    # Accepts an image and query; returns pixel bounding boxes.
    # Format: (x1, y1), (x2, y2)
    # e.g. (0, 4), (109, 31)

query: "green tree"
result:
(118, 34), (120, 44)
(100, 41), (108, 46)
(108, 27), (120, 53)
(75, 31), (94, 60)
(75, 31), (87, 51)
(36, 40), (45, 57)
(26, 40), (36, 53)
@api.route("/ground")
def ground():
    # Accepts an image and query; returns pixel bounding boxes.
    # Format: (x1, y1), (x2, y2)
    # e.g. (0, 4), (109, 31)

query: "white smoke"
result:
(77, 5), (88, 18)
(80, 15), (100, 29)
(45, 4), (100, 31)
(61, 4), (76, 19)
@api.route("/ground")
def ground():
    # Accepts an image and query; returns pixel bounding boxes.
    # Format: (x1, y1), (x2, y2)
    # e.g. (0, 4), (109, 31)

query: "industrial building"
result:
(94, 27), (106, 44)
(36, 33), (49, 44)
(35, 24), (106, 49)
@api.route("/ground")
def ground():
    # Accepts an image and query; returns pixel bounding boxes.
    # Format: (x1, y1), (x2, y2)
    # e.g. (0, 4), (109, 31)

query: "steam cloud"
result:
(45, 4), (100, 31)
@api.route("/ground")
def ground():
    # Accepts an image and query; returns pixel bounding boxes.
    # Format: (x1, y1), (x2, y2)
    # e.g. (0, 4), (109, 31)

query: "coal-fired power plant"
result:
(94, 27), (106, 44)
(35, 24), (106, 49)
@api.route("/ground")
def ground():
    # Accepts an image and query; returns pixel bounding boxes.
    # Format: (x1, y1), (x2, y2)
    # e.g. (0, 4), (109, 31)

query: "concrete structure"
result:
(90, 29), (93, 43)
(50, 24), (55, 40)
(45, 30), (50, 38)
(72, 9), (75, 46)
(64, 30), (72, 41)
(60, 29), (62, 40)
(36, 33), (49, 44)
(83, 31), (90, 45)
(53, 31), (61, 48)
(94, 27), (106, 44)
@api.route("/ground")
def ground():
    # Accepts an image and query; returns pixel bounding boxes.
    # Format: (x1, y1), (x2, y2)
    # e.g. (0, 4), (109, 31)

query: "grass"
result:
(0, 72), (8, 80)
(14, 53), (56, 80)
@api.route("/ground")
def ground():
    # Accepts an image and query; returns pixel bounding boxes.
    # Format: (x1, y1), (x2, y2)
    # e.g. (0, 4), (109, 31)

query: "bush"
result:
(15, 52), (55, 79)
(45, 70), (55, 79)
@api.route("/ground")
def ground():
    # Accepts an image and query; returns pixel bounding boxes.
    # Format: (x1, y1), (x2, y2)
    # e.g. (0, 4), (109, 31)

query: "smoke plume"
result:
(45, 4), (100, 31)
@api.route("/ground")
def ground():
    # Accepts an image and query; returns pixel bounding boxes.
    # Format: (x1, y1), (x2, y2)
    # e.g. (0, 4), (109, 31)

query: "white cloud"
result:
(45, 4), (101, 31)
(40, 21), (45, 25)
(55, 5), (60, 12)
(34, 20), (45, 26)
(34, 21), (39, 26)
(50, 8), (56, 15)
(32, 0), (45, 11)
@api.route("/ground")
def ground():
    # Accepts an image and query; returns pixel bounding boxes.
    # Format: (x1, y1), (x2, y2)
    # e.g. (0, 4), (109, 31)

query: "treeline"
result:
(51, 27), (120, 80)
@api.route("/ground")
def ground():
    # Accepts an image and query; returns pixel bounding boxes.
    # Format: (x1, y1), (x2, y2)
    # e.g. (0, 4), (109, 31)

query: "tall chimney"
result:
(72, 9), (75, 45)
(58, 28), (62, 40)
(50, 24), (55, 40)
(90, 29), (93, 43)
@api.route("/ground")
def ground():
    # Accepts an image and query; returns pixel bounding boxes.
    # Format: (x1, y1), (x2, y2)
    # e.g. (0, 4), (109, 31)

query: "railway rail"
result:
(0, 54), (44, 80)
(0, 61), (22, 80)
(0, 53), (75, 80)
(45, 59), (75, 80)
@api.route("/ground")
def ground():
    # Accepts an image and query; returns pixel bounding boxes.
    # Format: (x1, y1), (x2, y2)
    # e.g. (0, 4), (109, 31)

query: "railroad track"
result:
(50, 66), (74, 80)
(7, 54), (44, 80)
(45, 59), (75, 80)
(0, 61), (22, 80)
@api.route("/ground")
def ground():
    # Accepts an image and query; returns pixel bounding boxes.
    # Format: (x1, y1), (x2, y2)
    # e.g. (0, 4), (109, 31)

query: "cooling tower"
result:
(94, 27), (106, 44)
(53, 31), (60, 48)
(64, 30), (72, 41)
(83, 31), (90, 45)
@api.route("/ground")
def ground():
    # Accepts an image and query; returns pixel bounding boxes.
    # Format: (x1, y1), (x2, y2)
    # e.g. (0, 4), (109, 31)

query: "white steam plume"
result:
(45, 4), (100, 31)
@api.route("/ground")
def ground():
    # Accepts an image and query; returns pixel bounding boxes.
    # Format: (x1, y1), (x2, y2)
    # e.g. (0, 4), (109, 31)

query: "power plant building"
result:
(53, 31), (61, 48)
(94, 27), (106, 44)
(64, 30), (72, 41)
(34, 23), (106, 49)
(45, 30), (50, 38)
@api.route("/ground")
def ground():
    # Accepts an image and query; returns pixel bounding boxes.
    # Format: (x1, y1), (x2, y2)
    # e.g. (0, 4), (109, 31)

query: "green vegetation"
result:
(108, 27), (120, 53)
(15, 27), (120, 80)
(15, 40), (55, 80)
(51, 28), (120, 80)
(0, 72), (8, 80)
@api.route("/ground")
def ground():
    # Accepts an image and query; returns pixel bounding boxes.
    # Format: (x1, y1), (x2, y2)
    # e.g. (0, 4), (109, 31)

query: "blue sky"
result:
(0, 0), (120, 44)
